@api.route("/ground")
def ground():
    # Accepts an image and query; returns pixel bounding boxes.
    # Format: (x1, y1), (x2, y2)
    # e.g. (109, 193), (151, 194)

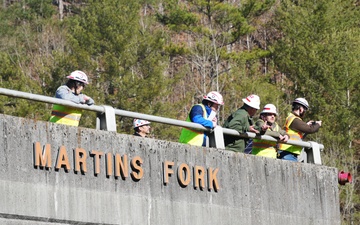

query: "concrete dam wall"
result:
(0, 114), (340, 225)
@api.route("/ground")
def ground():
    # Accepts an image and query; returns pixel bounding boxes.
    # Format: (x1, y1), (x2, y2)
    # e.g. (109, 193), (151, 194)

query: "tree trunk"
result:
(59, 0), (64, 21)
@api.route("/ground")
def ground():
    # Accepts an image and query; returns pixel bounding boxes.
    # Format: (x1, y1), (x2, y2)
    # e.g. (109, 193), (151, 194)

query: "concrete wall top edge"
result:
(0, 114), (341, 225)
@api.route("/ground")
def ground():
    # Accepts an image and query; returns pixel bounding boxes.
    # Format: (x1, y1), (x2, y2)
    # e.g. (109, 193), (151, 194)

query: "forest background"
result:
(0, 0), (359, 223)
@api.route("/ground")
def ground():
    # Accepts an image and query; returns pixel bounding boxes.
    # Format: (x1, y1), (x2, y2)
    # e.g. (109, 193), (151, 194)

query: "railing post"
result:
(96, 105), (117, 132)
(205, 136), (209, 147)
(209, 126), (225, 149)
(298, 149), (307, 163)
(306, 141), (322, 165)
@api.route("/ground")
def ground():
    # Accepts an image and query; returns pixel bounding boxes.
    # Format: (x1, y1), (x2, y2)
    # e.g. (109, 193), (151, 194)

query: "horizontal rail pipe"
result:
(0, 88), (324, 151)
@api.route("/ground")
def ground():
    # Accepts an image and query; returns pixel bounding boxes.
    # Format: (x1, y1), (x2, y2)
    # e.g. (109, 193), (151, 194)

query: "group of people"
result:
(179, 91), (322, 162)
(50, 71), (322, 162)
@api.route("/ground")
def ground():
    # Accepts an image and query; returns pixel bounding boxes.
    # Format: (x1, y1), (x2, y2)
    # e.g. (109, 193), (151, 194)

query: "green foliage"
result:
(0, 52), (48, 119)
(273, 0), (360, 141)
(65, 0), (171, 132)
(273, 0), (360, 222)
(242, 0), (275, 18)
(156, 2), (198, 30)
(27, 0), (56, 19)
(157, 0), (276, 113)
(0, 0), (58, 121)
(165, 43), (189, 57)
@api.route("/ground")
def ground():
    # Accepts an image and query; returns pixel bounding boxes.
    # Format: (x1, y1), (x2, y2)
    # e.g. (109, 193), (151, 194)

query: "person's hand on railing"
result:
(249, 125), (260, 134)
(81, 94), (94, 105)
(85, 97), (94, 106)
(279, 134), (289, 142)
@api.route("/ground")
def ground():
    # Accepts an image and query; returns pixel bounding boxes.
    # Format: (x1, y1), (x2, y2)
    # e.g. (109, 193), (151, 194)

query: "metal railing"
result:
(0, 87), (323, 164)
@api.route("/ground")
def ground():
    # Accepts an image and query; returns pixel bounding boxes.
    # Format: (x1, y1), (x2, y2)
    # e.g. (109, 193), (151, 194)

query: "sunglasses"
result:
(77, 82), (85, 87)
(265, 113), (276, 117)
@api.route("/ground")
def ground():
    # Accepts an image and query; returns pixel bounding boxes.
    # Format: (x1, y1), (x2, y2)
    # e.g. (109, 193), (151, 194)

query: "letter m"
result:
(34, 142), (52, 168)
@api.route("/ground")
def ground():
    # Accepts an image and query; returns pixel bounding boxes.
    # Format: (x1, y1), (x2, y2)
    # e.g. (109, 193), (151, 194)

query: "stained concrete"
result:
(0, 114), (340, 225)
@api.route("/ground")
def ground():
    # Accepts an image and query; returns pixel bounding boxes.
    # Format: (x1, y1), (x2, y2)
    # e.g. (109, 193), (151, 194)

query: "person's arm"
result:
(55, 86), (94, 105)
(189, 105), (213, 128)
(55, 86), (85, 104)
(264, 129), (281, 138)
(290, 118), (320, 134)
(255, 123), (280, 137)
(254, 119), (268, 135)
(84, 96), (95, 105)
(225, 111), (248, 133)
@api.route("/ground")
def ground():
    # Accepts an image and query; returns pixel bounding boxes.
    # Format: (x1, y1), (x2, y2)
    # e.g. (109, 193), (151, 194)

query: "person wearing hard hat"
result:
(223, 94), (261, 152)
(252, 104), (289, 158)
(278, 98), (322, 161)
(49, 70), (95, 126)
(179, 91), (224, 147)
(133, 119), (151, 137)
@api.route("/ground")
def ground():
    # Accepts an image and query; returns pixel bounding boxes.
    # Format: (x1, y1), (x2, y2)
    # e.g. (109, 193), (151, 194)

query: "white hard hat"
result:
(66, 70), (89, 84)
(203, 91), (224, 105)
(133, 119), (151, 128)
(260, 104), (278, 116)
(293, 98), (309, 109)
(242, 94), (260, 109)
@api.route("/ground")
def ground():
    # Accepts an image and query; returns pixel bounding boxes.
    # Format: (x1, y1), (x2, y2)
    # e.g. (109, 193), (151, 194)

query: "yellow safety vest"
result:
(179, 104), (207, 146)
(279, 113), (303, 154)
(49, 104), (82, 127)
(252, 123), (281, 158)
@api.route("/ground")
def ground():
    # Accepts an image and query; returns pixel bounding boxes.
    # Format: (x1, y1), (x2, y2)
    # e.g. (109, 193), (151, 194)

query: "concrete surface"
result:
(0, 114), (340, 225)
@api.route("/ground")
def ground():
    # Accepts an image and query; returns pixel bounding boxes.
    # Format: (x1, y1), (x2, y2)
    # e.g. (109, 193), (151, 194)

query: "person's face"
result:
(211, 103), (220, 112)
(248, 107), (257, 117)
(299, 106), (307, 118)
(75, 82), (85, 95)
(262, 113), (276, 123)
(139, 124), (151, 135)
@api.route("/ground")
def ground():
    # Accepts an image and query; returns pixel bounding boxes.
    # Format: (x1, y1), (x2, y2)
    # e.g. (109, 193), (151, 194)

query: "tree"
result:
(66, 0), (173, 133)
(273, 0), (360, 222)
(0, 0), (59, 120)
(157, 0), (278, 124)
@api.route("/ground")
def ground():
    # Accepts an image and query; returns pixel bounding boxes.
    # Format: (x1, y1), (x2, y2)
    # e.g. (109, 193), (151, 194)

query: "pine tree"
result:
(67, 0), (171, 133)
(273, 0), (360, 222)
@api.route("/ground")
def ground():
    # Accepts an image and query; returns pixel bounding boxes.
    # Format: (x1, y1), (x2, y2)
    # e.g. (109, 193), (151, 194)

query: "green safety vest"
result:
(49, 104), (82, 127)
(252, 123), (281, 158)
(279, 113), (303, 155)
(179, 104), (207, 146)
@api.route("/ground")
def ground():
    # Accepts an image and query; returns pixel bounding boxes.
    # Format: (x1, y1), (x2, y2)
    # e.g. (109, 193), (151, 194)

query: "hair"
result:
(66, 79), (84, 90)
(260, 113), (266, 120)
(134, 127), (140, 132)
(202, 99), (214, 107)
(243, 103), (251, 110)
(292, 103), (302, 111)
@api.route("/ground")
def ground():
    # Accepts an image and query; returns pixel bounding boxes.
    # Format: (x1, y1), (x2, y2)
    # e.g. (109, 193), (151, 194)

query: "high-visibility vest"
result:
(179, 104), (207, 146)
(49, 104), (82, 126)
(252, 123), (281, 158)
(279, 113), (303, 154)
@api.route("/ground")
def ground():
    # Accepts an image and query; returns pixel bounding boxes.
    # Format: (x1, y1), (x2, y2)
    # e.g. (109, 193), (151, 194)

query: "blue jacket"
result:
(189, 104), (213, 146)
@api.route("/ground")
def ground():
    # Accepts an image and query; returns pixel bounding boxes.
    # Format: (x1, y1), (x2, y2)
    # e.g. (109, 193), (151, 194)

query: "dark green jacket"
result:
(223, 106), (254, 152)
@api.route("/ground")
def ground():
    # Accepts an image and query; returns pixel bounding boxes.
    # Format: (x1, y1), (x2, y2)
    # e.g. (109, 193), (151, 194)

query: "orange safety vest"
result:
(278, 113), (303, 155)
(179, 104), (207, 146)
(49, 104), (82, 126)
(252, 123), (281, 158)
